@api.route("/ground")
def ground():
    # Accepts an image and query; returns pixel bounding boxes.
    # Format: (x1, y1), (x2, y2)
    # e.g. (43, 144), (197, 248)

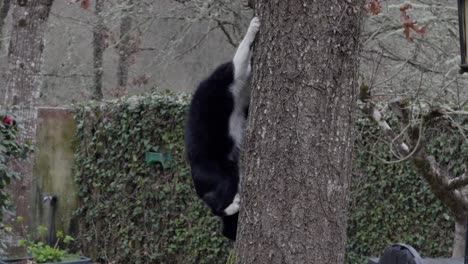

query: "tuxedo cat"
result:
(185, 17), (260, 241)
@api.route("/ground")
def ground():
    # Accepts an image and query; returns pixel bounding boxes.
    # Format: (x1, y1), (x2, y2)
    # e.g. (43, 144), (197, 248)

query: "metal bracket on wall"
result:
(145, 152), (173, 170)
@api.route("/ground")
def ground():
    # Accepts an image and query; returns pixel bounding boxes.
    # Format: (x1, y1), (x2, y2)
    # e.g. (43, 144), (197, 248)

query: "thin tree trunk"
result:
(1, 0), (54, 254)
(92, 0), (105, 100)
(116, 0), (133, 93)
(0, 0), (11, 50)
(235, 1), (363, 263)
(452, 186), (468, 257)
(452, 217), (466, 258)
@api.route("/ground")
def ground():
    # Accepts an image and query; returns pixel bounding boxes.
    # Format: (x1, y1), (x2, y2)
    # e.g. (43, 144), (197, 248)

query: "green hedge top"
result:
(72, 91), (466, 264)
(73, 92), (230, 264)
(347, 113), (467, 263)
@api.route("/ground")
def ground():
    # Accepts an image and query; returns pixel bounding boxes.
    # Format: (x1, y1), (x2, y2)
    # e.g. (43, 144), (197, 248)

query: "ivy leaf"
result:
(64, 235), (74, 244)
(56, 230), (64, 239)
(37, 225), (48, 235)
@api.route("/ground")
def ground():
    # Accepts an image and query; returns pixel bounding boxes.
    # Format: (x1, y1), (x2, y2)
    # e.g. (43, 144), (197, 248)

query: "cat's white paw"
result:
(248, 17), (260, 34)
(233, 193), (240, 203)
(224, 194), (240, 215)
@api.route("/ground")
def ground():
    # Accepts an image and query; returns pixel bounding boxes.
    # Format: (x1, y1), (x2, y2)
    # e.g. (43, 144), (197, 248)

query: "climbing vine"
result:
(73, 92), (229, 264)
(346, 112), (467, 263)
(0, 114), (33, 221)
(72, 92), (465, 263)
(0, 113), (32, 254)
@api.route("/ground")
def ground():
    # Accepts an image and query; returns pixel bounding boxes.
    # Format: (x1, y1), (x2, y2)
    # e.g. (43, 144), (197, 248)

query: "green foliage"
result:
(0, 114), (32, 222)
(72, 92), (230, 264)
(72, 92), (465, 263)
(346, 113), (467, 264)
(28, 243), (66, 263)
(0, 113), (32, 255)
(16, 218), (77, 263)
(225, 249), (236, 264)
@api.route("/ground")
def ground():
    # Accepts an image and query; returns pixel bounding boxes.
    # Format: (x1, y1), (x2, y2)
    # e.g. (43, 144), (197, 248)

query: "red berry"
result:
(2, 116), (13, 125)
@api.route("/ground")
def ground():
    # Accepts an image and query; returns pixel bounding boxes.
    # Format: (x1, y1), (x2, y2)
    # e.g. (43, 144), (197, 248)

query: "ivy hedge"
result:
(72, 93), (229, 264)
(72, 92), (466, 263)
(347, 113), (467, 263)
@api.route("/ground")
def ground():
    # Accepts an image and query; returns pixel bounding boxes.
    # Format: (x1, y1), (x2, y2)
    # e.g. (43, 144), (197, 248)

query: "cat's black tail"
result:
(221, 213), (238, 241)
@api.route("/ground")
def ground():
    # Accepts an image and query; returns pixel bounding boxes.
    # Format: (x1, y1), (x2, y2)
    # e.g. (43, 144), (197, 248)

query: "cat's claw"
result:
(249, 17), (260, 34)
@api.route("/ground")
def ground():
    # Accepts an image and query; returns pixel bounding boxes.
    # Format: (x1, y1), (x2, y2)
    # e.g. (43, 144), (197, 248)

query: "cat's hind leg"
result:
(221, 213), (239, 241)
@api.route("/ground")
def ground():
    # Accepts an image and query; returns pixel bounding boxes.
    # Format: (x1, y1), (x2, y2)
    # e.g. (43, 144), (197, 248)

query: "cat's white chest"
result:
(229, 109), (245, 150)
(228, 80), (249, 151)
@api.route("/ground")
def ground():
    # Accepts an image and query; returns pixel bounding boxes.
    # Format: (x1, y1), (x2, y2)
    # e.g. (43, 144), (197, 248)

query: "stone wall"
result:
(30, 107), (78, 237)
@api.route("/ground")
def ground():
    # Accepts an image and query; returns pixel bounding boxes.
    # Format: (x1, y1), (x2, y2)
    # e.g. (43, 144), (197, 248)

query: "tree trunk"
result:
(116, 0), (134, 94)
(235, 1), (363, 263)
(452, 217), (466, 258)
(0, 0), (11, 50)
(0, 0), (54, 254)
(92, 0), (105, 100)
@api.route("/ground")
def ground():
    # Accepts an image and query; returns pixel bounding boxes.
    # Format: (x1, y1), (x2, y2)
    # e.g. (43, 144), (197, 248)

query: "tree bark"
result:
(235, 1), (363, 263)
(92, 0), (105, 100)
(116, 0), (134, 94)
(452, 217), (466, 258)
(0, 0), (11, 50)
(0, 0), (54, 254)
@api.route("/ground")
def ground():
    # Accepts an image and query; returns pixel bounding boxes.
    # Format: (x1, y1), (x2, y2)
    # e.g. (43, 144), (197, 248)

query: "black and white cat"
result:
(185, 17), (260, 241)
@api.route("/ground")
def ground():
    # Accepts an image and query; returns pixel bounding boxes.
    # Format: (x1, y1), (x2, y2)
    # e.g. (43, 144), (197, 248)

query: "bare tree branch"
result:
(448, 171), (468, 191)
(359, 85), (410, 155)
(359, 88), (468, 223)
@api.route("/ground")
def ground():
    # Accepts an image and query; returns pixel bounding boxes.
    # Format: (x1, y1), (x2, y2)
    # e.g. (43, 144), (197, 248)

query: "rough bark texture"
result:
(117, 0), (134, 93)
(0, 0), (11, 50)
(0, 0), (54, 253)
(92, 0), (104, 100)
(452, 218), (466, 258)
(235, 1), (363, 263)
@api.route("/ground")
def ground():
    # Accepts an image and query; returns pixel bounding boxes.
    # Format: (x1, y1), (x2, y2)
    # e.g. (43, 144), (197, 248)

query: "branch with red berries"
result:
(365, 0), (426, 42)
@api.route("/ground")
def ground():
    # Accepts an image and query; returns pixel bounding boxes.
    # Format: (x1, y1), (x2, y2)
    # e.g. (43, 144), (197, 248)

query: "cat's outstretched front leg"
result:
(224, 17), (260, 217)
(233, 17), (260, 81)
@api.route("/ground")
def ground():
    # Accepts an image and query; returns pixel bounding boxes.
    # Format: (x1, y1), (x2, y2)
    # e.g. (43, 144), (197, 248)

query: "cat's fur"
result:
(184, 17), (260, 241)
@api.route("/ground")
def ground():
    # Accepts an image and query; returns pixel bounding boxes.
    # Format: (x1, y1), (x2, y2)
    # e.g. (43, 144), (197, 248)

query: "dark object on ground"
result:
(369, 258), (463, 264)
(378, 243), (422, 264)
(368, 243), (421, 264)
(369, 243), (463, 264)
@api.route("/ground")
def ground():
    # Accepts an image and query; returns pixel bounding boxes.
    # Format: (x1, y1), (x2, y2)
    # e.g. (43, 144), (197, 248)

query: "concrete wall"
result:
(30, 107), (78, 237)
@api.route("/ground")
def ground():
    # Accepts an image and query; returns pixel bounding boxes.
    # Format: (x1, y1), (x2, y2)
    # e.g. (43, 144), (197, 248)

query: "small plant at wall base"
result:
(13, 216), (82, 263)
